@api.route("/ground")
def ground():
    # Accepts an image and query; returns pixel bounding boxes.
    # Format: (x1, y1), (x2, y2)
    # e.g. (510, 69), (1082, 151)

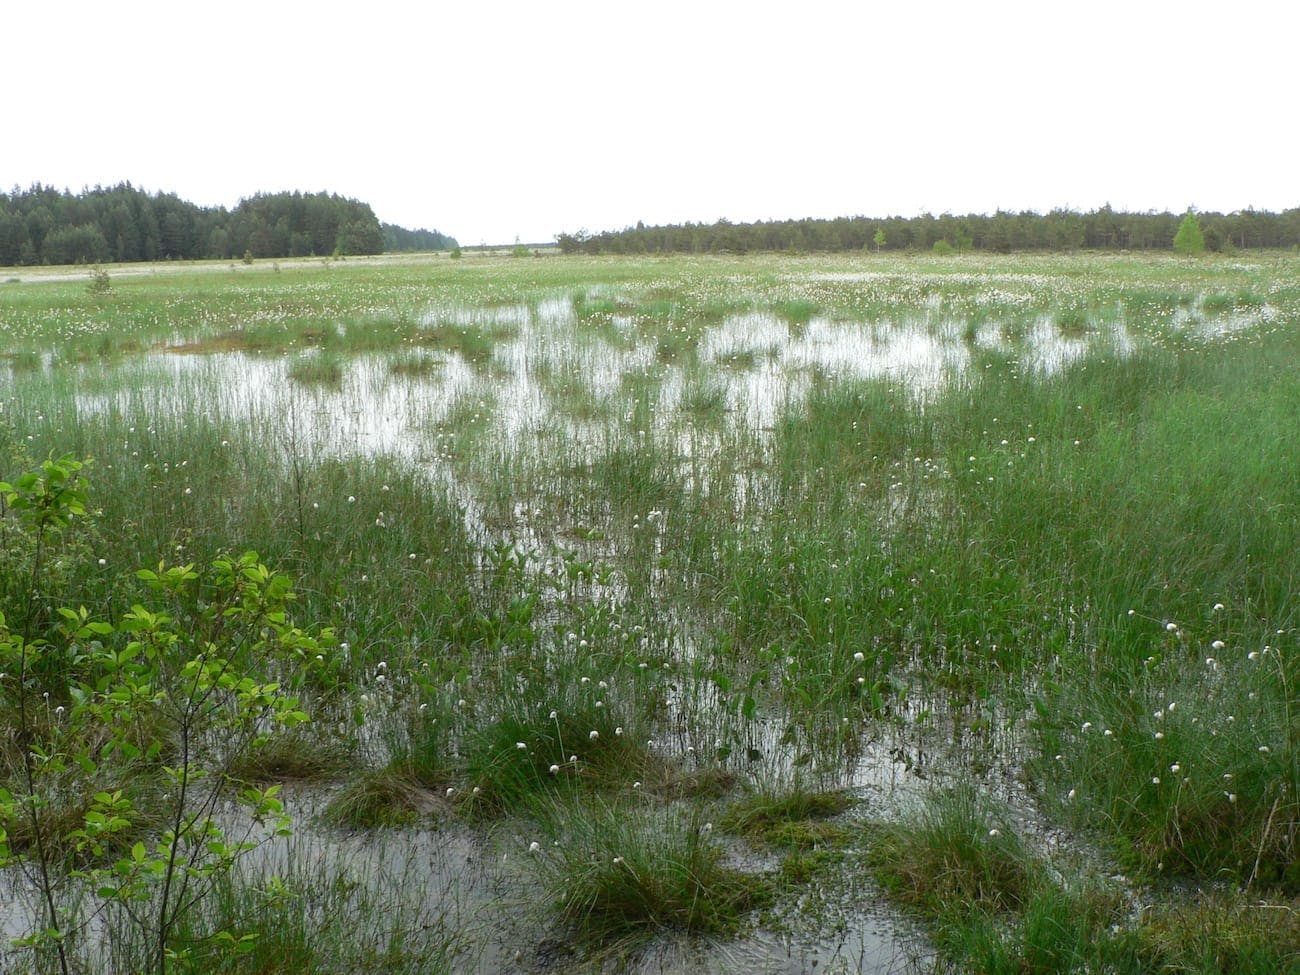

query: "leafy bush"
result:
(0, 456), (335, 975)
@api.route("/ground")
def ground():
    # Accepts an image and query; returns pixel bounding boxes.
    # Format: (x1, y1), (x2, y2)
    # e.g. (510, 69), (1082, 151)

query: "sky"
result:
(5, 1), (1298, 245)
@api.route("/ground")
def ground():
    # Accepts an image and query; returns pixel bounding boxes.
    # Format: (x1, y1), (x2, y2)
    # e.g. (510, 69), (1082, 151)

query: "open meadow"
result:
(2, 250), (1299, 973)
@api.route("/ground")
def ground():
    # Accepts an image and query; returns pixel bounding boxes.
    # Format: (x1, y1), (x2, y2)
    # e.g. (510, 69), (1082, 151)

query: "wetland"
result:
(2, 250), (1298, 973)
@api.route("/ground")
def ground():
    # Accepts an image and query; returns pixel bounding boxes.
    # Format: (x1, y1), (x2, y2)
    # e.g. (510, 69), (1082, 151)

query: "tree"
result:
(335, 217), (384, 256)
(381, 223), (457, 252)
(1173, 211), (1205, 256)
(0, 456), (330, 975)
(42, 225), (108, 265)
(555, 230), (591, 255)
(873, 228), (886, 252)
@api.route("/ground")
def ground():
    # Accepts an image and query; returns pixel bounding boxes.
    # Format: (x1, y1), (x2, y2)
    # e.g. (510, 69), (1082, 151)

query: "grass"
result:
(528, 799), (773, 955)
(413, 320), (517, 364)
(945, 880), (1140, 974)
(1137, 889), (1300, 973)
(1032, 639), (1299, 887)
(387, 352), (443, 378)
(718, 782), (853, 848)
(864, 784), (1036, 916)
(286, 350), (344, 387)
(107, 841), (468, 975)
(457, 687), (660, 818)
(773, 298), (819, 325)
(2, 249), (1299, 967)
(864, 784), (1145, 972)
(226, 728), (355, 785)
(320, 766), (444, 829)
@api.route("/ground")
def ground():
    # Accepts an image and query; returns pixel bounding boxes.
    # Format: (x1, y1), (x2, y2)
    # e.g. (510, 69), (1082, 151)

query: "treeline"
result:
(0, 184), (454, 266)
(381, 222), (458, 252)
(558, 206), (1300, 256)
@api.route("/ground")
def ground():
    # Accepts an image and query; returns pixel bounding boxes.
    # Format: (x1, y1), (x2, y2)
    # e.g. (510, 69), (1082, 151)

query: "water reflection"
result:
(72, 294), (1162, 474)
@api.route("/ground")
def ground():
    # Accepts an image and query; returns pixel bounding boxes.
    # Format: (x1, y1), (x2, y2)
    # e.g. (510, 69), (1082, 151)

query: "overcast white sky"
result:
(4, 1), (1297, 245)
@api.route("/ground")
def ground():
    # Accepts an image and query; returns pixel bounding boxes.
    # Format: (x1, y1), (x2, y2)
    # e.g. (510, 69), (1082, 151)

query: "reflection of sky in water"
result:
(782, 317), (968, 389)
(1020, 316), (1136, 375)
(75, 352), (479, 462)
(1171, 303), (1278, 341)
(700, 312), (969, 429)
(72, 293), (1190, 483)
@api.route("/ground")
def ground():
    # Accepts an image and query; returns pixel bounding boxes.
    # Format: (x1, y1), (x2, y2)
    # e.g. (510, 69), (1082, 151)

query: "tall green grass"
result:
(3, 250), (1300, 967)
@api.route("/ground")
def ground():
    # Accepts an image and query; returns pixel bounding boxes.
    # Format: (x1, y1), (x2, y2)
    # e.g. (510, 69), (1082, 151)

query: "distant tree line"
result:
(557, 206), (1300, 256)
(0, 184), (454, 266)
(381, 222), (458, 252)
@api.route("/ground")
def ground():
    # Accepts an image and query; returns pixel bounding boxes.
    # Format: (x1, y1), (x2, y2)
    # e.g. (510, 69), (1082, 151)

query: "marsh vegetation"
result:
(2, 251), (1298, 972)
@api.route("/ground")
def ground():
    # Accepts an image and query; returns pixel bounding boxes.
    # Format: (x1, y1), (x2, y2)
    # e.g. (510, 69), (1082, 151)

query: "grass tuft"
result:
(458, 701), (657, 817)
(226, 729), (355, 784)
(1137, 889), (1300, 974)
(287, 350), (344, 387)
(319, 766), (444, 829)
(529, 799), (772, 953)
(719, 783), (853, 848)
(864, 783), (1035, 916)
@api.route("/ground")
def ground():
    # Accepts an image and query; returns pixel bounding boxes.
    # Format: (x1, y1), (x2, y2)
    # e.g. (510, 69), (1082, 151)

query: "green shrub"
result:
(86, 267), (112, 295)
(0, 457), (333, 974)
